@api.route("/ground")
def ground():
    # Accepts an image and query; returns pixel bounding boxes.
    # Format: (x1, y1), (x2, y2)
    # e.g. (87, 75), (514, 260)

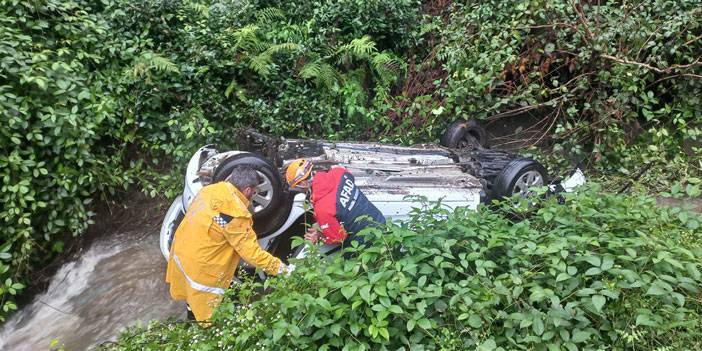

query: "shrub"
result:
(432, 0), (702, 177)
(105, 186), (702, 350)
(0, 0), (416, 321)
(0, 0), (121, 319)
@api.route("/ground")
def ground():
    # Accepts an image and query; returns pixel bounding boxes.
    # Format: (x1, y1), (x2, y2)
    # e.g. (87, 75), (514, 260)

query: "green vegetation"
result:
(436, 0), (702, 176)
(104, 187), (702, 350)
(1, 0), (121, 317)
(1, 0), (700, 334)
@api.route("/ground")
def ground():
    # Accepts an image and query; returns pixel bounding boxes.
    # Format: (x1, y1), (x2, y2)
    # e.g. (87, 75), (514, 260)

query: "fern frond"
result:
(299, 61), (322, 80)
(288, 23), (310, 42)
(186, 3), (209, 17)
(132, 51), (179, 81)
(264, 43), (302, 56)
(148, 54), (179, 74)
(233, 25), (263, 52)
(318, 63), (342, 90)
(255, 7), (285, 24)
(371, 51), (405, 84)
(249, 53), (272, 76)
(300, 60), (340, 90)
(337, 36), (377, 64)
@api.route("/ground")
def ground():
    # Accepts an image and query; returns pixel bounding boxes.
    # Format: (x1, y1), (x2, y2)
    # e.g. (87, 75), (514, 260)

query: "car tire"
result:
(492, 158), (549, 199)
(440, 119), (488, 149)
(212, 153), (291, 237)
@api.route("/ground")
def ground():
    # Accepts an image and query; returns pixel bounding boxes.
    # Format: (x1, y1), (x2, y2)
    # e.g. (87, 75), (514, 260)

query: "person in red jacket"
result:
(285, 159), (385, 246)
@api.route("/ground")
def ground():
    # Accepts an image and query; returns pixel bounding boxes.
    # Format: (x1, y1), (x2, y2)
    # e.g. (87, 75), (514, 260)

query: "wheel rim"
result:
(251, 171), (274, 213)
(512, 170), (544, 196)
(458, 134), (479, 149)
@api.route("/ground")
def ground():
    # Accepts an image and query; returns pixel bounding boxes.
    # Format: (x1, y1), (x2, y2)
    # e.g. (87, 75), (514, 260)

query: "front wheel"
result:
(212, 153), (292, 237)
(491, 159), (548, 199)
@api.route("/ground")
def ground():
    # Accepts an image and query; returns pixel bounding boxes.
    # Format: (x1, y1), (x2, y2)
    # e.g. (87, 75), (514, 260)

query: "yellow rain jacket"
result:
(165, 181), (282, 321)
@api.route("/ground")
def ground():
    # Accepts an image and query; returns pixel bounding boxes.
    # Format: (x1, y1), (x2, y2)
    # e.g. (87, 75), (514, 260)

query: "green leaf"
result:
(687, 220), (699, 230)
(406, 319), (416, 332)
(556, 273), (571, 282)
(316, 298), (332, 310)
(591, 295), (606, 312)
(571, 330), (591, 343)
(686, 184), (701, 197)
(368, 325), (378, 338)
(374, 285), (388, 297)
(359, 285), (371, 303)
(417, 318), (432, 330)
(646, 280), (671, 296)
(341, 285), (357, 300)
(543, 211), (554, 223)
(434, 299), (448, 312)
(77, 90), (91, 100)
(477, 339), (497, 351)
(532, 317), (544, 336)
(601, 256), (614, 270)
(583, 256), (601, 267)
(387, 305), (403, 314)
(272, 326), (286, 341)
(585, 267), (601, 276)
(545, 43), (555, 54)
(468, 314), (483, 328)
(636, 313), (658, 327)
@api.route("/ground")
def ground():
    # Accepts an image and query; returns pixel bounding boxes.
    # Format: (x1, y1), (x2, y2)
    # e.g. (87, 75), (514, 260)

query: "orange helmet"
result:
(285, 159), (313, 188)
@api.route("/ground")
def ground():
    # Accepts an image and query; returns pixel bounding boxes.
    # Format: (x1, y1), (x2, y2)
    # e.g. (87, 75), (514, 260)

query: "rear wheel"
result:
(213, 153), (291, 237)
(440, 119), (488, 149)
(492, 159), (548, 199)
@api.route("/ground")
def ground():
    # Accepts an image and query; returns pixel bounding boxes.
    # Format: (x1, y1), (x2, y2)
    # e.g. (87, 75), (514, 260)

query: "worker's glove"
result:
(304, 228), (321, 244)
(278, 263), (296, 277)
(285, 264), (296, 277)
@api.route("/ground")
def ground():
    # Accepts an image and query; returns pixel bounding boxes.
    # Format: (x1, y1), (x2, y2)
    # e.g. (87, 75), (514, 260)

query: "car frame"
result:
(160, 122), (586, 267)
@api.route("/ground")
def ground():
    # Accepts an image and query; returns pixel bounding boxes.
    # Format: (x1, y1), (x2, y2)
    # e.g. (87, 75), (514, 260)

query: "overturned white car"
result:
(160, 121), (585, 264)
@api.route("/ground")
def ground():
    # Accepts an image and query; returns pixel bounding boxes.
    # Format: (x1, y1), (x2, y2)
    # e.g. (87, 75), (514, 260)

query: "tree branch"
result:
(571, 1), (594, 45)
(684, 34), (702, 47)
(601, 54), (702, 74)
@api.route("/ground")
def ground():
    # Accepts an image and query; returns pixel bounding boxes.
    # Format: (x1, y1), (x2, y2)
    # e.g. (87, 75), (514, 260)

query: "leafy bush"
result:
(3, 0), (701, 328)
(0, 0), (417, 321)
(432, 0), (702, 177)
(105, 187), (702, 350)
(310, 0), (422, 51)
(0, 0), (123, 319)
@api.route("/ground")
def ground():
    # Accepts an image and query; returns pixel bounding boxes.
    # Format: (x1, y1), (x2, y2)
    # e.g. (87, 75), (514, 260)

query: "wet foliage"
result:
(104, 187), (702, 350)
(2, 0), (701, 325)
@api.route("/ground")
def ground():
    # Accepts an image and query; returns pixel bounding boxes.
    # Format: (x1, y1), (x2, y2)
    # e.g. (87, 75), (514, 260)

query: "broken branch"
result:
(601, 54), (702, 74)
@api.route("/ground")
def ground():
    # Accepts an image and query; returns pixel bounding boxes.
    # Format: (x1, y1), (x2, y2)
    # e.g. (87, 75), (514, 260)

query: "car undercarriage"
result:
(160, 121), (586, 264)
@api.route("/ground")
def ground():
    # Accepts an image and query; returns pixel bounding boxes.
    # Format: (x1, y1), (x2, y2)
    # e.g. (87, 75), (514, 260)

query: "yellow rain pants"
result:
(165, 181), (282, 321)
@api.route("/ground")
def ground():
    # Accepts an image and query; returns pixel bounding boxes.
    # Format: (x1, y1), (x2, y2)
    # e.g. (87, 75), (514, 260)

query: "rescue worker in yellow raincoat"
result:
(166, 164), (294, 321)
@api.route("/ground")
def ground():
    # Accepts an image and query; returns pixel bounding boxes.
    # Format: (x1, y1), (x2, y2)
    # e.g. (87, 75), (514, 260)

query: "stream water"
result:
(0, 229), (183, 351)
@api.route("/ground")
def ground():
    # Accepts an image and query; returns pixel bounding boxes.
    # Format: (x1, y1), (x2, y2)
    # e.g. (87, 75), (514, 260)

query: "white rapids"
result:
(0, 230), (183, 350)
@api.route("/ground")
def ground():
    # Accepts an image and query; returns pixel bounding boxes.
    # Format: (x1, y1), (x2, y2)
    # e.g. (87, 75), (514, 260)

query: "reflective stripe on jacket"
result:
(165, 182), (282, 321)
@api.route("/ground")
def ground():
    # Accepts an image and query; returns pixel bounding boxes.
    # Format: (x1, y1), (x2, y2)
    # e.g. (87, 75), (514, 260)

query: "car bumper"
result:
(160, 195), (184, 260)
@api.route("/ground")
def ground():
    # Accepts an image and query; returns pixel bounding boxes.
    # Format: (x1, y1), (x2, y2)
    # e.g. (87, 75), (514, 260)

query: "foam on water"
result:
(0, 231), (183, 350)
